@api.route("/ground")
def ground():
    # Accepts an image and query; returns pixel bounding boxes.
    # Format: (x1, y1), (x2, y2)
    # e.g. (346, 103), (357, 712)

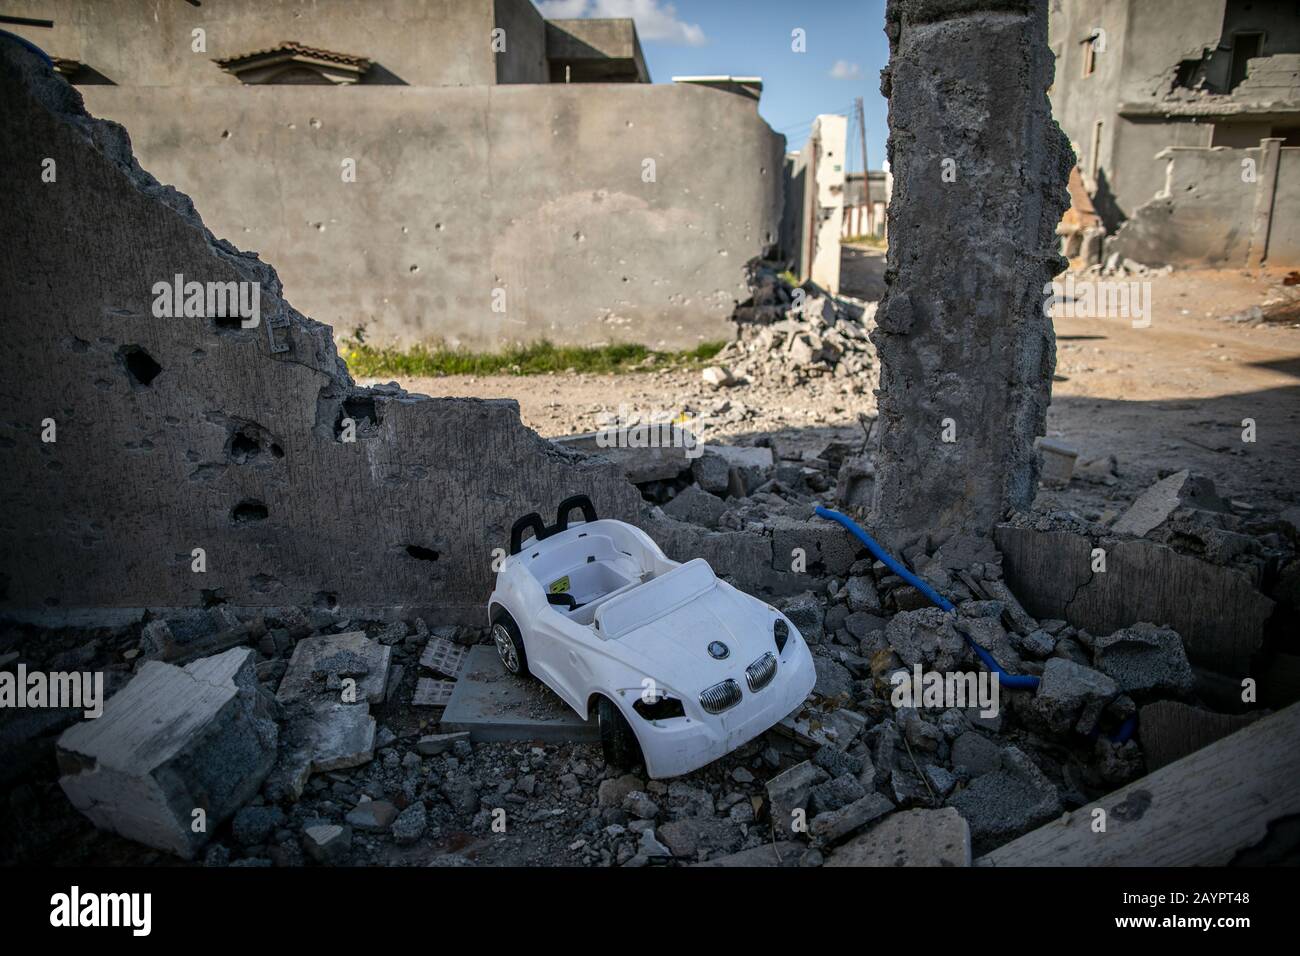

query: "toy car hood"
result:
(594, 558), (783, 687)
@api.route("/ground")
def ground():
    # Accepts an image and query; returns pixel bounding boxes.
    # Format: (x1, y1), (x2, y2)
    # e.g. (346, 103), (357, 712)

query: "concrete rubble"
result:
(56, 647), (277, 859)
(719, 259), (879, 393)
(826, 807), (971, 867)
(0, 38), (645, 627)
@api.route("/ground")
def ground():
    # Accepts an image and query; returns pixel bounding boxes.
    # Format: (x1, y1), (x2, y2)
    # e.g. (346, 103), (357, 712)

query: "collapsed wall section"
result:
(869, 0), (1072, 548)
(0, 41), (644, 625)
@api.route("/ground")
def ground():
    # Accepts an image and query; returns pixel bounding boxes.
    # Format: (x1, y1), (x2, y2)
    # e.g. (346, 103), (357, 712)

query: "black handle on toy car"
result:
(509, 512), (547, 555)
(508, 495), (599, 555)
(555, 494), (597, 532)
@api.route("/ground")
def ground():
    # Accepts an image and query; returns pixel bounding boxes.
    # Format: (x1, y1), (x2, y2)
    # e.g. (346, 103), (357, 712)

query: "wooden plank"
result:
(979, 702), (1300, 866)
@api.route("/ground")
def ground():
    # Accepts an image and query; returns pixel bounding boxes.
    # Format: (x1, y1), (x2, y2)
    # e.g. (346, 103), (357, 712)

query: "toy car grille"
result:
(699, 679), (743, 714)
(745, 652), (777, 692)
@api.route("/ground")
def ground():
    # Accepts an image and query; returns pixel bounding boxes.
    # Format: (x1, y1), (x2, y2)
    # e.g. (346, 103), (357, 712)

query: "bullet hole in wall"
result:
(227, 421), (285, 464)
(230, 431), (260, 461)
(231, 499), (269, 523)
(120, 345), (162, 387)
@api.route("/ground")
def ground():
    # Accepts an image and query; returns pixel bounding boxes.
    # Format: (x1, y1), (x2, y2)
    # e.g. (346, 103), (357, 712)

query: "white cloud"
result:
(535, 0), (590, 17)
(830, 60), (862, 80)
(536, 0), (707, 46)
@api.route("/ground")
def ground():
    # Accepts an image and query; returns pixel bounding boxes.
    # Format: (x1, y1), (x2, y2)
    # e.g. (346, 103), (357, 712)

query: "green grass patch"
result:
(341, 339), (726, 378)
(844, 234), (888, 249)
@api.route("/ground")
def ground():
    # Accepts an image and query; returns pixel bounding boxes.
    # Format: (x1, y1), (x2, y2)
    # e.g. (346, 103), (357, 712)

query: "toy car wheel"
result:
(492, 615), (529, 677)
(597, 696), (643, 770)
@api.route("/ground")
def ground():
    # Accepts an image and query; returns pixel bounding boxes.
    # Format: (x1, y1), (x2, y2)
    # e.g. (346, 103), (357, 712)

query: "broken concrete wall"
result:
(1109, 142), (1300, 268)
(0, 40), (644, 625)
(870, 0), (1072, 547)
(994, 525), (1274, 673)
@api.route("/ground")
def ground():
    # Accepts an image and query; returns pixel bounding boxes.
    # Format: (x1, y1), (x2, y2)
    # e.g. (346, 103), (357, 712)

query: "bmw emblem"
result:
(708, 641), (730, 660)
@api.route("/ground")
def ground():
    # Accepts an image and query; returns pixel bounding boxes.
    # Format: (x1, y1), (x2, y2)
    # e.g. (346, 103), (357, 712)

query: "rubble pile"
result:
(706, 260), (878, 392)
(7, 428), (1292, 868)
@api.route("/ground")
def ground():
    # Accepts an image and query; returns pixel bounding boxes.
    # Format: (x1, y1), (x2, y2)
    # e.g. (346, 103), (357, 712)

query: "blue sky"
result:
(534, 0), (891, 171)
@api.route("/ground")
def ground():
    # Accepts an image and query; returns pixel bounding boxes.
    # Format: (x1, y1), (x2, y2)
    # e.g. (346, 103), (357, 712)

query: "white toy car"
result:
(487, 495), (816, 779)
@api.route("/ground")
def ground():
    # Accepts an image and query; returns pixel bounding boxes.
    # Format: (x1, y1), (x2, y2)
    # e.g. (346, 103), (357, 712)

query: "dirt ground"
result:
(362, 253), (1300, 520)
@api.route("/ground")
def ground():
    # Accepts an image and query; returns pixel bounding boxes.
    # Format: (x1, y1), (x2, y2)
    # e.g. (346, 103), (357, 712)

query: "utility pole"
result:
(855, 97), (871, 230)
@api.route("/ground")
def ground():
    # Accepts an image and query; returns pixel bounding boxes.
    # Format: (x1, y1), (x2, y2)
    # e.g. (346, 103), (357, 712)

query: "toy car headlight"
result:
(774, 618), (790, 653)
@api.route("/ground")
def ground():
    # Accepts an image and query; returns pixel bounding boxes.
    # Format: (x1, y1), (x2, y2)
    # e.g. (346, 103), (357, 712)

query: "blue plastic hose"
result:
(813, 504), (1136, 743)
(814, 505), (1037, 690)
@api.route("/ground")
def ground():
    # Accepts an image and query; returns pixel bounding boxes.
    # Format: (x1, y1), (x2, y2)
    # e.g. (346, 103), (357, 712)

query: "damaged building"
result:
(1049, 0), (1300, 267)
(1, 0), (786, 348)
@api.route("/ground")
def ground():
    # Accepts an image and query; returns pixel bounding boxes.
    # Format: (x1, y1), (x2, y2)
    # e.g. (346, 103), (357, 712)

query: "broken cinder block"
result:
(277, 631), (392, 705)
(57, 648), (278, 859)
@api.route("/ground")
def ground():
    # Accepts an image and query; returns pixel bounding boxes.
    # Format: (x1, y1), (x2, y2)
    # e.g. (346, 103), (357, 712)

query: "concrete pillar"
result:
(1247, 137), (1283, 268)
(869, 0), (1072, 548)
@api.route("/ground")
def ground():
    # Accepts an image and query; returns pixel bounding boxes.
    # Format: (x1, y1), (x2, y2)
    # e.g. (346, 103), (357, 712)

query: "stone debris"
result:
(1030, 658), (1120, 736)
(726, 260), (878, 391)
(57, 648), (278, 859)
(663, 485), (728, 529)
(346, 798), (399, 832)
(765, 760), (828, 838)
(1111, 470), (1228, 538)
(948, 747), (1061, 853)
(826, 808), (971, 867)
(277, 632), (392, 705)
(810, 792), (894, 845)
(1092, 623), (1195, 697)
(701, 365), (736, 389)
(1035, 437), (1078, 488)
(302, 823), (352, 865)
(693, 843), (803, 867)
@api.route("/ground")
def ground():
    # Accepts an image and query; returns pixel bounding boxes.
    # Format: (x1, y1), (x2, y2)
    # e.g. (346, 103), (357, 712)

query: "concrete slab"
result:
(439, 646), (598, 743)
(57, 648), (277, 859)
